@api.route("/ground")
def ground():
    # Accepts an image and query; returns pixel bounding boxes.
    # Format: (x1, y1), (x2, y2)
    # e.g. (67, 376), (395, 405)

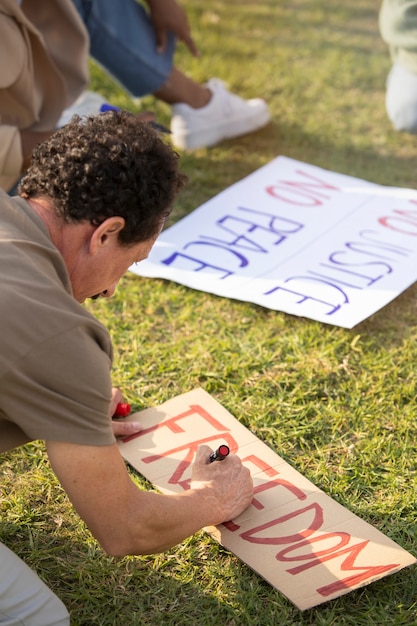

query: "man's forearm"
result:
(47, 440), (252, 558)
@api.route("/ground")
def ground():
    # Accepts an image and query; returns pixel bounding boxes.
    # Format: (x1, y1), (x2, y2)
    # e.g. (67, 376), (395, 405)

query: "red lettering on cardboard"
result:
(317, 542), (400, 596)
(251, 477), (307, 510)
(280, 535), (400, 595)
(278, 532), (351, 570)
(222, 477), (307, 533)
(221, 457), (308, 533)
(241, 455), (307, 510)
(142, 433), (238, 490)
(240, 503), (323, 545)
(120, 404), (229, 443)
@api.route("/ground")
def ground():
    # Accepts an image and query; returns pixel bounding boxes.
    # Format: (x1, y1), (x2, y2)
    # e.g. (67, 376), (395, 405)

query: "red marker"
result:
(209, 444), (230, 463)
(113, 402), (131, 418)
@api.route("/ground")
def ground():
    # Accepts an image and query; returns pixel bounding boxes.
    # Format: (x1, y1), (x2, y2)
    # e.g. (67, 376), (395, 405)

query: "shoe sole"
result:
(172, 107), (271, 150)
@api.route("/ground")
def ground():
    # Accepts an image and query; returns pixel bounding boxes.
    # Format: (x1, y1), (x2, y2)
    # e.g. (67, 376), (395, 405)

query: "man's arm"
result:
(46, 440), (253, 556)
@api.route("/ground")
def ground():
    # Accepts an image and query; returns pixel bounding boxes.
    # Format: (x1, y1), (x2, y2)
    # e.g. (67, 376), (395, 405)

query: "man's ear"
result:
(90, 217), (126, 253)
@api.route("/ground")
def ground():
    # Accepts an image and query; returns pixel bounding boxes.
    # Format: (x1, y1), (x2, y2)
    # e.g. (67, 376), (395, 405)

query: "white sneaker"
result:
(57, 91), (119, 127)
(170, 78), (271, 150)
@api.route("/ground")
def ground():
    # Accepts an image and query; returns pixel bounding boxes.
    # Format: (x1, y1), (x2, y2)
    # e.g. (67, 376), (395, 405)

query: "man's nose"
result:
(101, 283), (117, 298)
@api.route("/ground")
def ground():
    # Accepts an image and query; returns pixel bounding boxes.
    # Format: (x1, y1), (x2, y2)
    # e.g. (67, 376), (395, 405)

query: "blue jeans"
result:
(71, 0), (176, 96)
(386, 62), (417, 133)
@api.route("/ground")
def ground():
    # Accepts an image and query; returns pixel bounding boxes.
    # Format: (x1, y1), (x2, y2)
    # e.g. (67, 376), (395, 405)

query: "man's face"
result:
(72, 234), (157, 303)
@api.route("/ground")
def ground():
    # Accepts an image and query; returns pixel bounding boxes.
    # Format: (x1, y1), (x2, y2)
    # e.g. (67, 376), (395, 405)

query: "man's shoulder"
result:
(0, 195), (112, 377)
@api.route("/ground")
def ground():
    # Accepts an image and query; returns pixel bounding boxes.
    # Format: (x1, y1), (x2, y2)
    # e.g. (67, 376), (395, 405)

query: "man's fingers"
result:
(112, 421), (142, 438)
(109, 387), (123, 417)
(194, 444), (213, 465)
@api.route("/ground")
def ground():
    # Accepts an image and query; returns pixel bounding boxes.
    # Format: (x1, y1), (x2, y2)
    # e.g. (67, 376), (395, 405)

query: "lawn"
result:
(2, 0), (417, 624)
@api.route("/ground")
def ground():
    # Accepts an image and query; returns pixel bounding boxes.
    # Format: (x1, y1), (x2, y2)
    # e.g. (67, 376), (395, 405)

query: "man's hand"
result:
(145, 0), (199, 57)
(110, 387), (141, 438)
(46, 440), (253, 556)
(191, 444), (253, 524)
(109, 387), (123, 417)
(112, 419), (142, 438)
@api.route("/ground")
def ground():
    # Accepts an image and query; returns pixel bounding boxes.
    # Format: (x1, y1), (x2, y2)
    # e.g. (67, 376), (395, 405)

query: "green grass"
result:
(2, 0), (417, 623)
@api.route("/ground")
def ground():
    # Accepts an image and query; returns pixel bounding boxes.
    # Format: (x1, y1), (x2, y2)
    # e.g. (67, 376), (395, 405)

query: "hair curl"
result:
(19, 111), (188, 244)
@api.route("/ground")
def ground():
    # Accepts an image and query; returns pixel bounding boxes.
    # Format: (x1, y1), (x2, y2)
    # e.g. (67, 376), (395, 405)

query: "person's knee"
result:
(38, 593), (70, 626)
(0, 542), (70, 625)
(0, 586), (70, 626)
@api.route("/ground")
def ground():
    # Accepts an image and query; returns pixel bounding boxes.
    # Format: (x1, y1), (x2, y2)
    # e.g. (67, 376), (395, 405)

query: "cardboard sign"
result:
(117, 389), (416, 611)
(130, 156), (417, 328)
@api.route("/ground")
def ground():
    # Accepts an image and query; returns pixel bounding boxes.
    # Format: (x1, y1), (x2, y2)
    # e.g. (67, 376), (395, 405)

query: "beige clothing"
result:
(0, 0), (89, 191)
(0, 190), (115, 452)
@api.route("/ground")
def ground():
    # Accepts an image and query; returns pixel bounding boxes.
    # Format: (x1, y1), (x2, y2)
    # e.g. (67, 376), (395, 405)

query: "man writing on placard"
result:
(0, 111), (253, 625)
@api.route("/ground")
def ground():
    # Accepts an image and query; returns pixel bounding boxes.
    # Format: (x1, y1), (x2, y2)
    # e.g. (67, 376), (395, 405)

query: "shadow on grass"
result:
(2, 518), (417, 626)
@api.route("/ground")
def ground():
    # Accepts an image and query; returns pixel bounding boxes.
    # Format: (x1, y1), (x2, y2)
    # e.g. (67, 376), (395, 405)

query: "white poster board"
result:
(130, 156), (417, 328)
(118, 389), (416, 610)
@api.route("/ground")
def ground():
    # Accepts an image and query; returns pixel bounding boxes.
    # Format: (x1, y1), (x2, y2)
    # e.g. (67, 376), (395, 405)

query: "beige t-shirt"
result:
(0, 191), (116, 452)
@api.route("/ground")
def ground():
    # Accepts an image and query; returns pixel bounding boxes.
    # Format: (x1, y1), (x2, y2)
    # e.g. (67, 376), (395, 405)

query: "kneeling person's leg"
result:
(386, 63), (417, 133)
(0, 543), (69, 626)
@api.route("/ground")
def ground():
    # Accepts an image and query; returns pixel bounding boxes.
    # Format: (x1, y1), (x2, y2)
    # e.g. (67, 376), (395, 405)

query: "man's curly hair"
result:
(19, 111), (188, 245)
